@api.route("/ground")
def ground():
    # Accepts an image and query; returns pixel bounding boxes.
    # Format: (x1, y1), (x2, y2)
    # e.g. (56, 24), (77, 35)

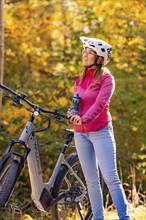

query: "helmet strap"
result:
(85, 56), (102, 69)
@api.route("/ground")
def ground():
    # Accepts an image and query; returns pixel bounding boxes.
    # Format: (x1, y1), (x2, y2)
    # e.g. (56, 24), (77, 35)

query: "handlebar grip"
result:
(61, 115), (69, 119)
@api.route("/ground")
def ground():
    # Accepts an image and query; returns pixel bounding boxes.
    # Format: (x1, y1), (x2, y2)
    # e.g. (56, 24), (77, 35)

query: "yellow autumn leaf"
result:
(131, 126), (138, 132)
(112, 115), (118, 121)
(69, 65), (75, 72)
(58, 97), (68, 106)
(69, 86), (74, 94)
(116, 63), (124, 70)
(20, 214), (33, 220)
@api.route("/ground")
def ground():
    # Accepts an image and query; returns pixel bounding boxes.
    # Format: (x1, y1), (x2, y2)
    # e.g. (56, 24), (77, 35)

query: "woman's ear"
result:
(97, 56), (104, 65)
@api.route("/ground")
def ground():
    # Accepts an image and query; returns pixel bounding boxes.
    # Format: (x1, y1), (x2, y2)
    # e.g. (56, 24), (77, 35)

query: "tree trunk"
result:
(0, 0), (4, 119)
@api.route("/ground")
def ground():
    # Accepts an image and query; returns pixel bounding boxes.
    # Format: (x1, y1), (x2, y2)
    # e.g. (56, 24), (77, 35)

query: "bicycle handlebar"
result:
(0, 84), (68, 119)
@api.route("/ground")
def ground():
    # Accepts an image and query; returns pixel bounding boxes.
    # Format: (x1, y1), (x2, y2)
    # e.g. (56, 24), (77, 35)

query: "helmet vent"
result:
(101, 48), (105, 52)
(89, 44), (95, 47)
(98, 43), (102, 46)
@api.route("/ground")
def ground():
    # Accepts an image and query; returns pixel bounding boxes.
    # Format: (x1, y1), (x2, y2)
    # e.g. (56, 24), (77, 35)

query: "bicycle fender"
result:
(51, 152), (80, 200)
(65, 152), (78, 164)
(0, 151), (22, 173)
(54, 152), (78, 181)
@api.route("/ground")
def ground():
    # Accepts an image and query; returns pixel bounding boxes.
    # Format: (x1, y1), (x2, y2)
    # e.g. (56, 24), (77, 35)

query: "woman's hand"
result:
(67, 109), (82, 125)
(70, 115), (82, 125)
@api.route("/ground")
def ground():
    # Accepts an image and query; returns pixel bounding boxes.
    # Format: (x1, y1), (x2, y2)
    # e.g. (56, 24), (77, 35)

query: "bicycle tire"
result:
(0, 156), (19, 209)
(51, 153), (92, 220)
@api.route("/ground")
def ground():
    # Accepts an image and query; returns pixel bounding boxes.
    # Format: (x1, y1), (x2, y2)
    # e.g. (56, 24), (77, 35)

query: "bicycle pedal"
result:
(11, 202), (22, 214)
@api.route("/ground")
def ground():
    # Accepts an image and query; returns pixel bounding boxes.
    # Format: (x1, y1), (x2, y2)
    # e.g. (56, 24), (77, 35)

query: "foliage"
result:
(0, 0), (145, 214)
(0, 204), (146, 220)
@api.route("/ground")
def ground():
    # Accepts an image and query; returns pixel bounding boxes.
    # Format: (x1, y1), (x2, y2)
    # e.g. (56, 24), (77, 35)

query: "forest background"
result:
(0, 0), (145, 219)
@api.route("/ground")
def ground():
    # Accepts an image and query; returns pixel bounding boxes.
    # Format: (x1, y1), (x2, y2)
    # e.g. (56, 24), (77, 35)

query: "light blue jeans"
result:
(74, 125), (130, 220)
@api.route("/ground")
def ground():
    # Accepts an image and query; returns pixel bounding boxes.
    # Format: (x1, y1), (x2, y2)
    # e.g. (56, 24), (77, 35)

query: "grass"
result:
(104, 205), (146, 220)
(0, 204), (145, 219)
(17, 205), (146, 220)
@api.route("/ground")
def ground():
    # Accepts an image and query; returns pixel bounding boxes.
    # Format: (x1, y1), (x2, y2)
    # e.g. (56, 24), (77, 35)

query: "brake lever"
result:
(54, 110), (68, 126)
(3, 95), (22, 106)
(3, 95), (13, 100)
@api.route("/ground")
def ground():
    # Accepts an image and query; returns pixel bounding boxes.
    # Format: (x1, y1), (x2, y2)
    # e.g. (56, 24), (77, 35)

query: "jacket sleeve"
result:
(81, 74), (115, 124)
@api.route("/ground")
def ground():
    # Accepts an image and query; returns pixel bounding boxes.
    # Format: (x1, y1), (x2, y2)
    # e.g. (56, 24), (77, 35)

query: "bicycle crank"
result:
(11, 202), (23, 214)
(11, 201), (32, 214)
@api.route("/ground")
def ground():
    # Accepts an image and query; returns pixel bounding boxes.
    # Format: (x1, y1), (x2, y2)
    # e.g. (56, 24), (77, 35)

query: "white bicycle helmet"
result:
(80, 36), (112, 65)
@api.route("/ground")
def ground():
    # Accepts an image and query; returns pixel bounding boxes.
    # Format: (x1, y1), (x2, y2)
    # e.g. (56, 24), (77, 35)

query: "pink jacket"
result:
(74, 69), (115, 132)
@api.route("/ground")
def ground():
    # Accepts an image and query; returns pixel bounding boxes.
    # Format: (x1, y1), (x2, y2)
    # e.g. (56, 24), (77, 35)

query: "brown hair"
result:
(79, 66), (105, 89)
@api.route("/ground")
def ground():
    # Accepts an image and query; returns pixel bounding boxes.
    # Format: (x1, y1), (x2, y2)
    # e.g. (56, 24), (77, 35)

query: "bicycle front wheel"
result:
(0, 155), (20, 209)
(51, 153), (92, 220)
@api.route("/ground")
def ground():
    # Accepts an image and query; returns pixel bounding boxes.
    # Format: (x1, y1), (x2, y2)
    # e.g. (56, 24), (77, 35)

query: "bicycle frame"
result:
(18, 118), (87, 212)
(19, 120), (45, 211)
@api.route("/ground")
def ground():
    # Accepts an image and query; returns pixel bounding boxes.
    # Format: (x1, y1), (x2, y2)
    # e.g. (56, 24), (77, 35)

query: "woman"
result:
(68, 37), (130, 220)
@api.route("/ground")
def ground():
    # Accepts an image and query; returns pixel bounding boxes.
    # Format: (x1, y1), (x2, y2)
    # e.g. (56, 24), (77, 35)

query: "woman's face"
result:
(82, 47), (97, 67)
